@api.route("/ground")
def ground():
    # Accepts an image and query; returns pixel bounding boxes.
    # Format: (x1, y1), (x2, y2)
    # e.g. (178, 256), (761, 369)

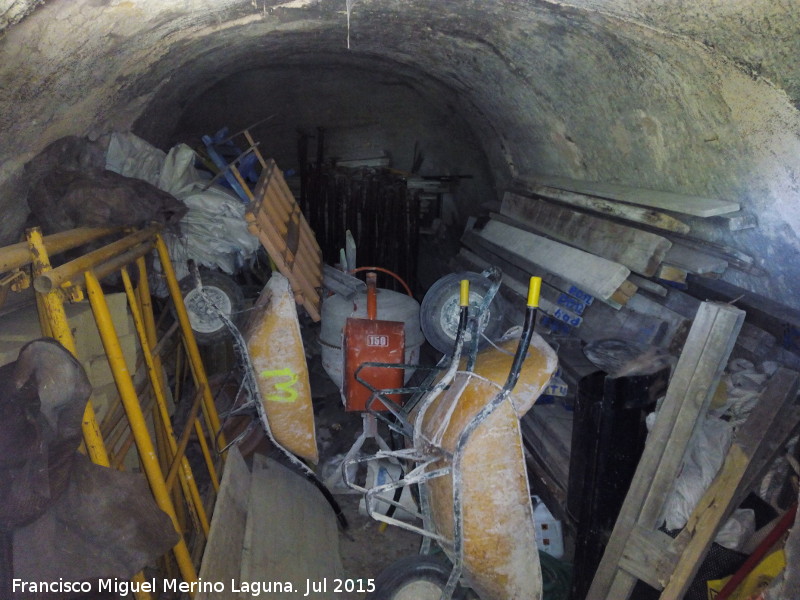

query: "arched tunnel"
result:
(3, 0), (800, 303)
(2, 1), (800, 599)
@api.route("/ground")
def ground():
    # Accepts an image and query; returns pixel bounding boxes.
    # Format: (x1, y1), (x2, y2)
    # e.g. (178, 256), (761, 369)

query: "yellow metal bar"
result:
(84, 270), (198, 588)
(34, 225), (160, 293)
(136, 257), (159, 350)
(166, 387), (204, 490)
(28, 228), (153, 600)
(136, 255), (219, 491)
(0, 227), (120, 273)
(193, 417), (220, 491)
(35, 292), (53, 337)
(26, 227), (110, 466)
(120, 267), (210, 536)
(154, 233), (226, 449)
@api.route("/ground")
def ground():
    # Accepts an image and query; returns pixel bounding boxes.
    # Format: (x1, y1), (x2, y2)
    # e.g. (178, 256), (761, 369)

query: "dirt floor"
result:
(312, 387), (426, 600)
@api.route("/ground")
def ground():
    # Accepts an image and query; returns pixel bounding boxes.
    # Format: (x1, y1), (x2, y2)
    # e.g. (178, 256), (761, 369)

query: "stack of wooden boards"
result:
(458, 175), (762, 352)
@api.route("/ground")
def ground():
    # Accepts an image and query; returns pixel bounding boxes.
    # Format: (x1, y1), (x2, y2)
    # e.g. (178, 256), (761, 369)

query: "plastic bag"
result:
(661, 415), (733, 531)
(105, 131), (165, 186)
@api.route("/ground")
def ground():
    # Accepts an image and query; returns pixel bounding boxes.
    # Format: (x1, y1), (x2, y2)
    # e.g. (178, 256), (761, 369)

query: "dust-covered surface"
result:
(245, 273), (319, 463)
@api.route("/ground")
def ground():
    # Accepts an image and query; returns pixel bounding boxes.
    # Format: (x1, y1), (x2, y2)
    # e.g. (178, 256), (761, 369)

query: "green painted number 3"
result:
(260, 368), (299, 403)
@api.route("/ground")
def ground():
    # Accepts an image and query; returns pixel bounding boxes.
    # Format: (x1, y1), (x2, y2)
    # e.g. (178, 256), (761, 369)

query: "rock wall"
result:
(1, 0), (799, 304)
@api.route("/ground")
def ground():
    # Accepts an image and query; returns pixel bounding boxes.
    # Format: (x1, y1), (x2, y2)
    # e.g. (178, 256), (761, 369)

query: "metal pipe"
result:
(26, 227), (110, 466)
(84, 270), (199, 588)
(165, 386), (204, 490)
(121, 267), (211, 536)
(92, 241), (154, 283)
(154, 233), (226, 450)
(193, 416), (220, 492)
(0, 227), (120, 273)
(34, 225), (160, 293)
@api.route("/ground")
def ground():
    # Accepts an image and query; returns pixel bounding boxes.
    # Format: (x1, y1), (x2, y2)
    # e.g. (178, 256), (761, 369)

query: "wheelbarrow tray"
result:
(416, 334), (558, 599)
(245, 273), (318, 463)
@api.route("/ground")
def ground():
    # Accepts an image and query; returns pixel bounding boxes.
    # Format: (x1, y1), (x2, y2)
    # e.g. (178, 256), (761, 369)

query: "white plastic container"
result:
(532, 495), (565, 559)
(320, 287), (423, 389)
(358, 459), (418, 522)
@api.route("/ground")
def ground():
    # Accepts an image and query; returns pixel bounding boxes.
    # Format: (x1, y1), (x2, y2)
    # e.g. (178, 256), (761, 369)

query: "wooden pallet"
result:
(246, 159), (323, 321)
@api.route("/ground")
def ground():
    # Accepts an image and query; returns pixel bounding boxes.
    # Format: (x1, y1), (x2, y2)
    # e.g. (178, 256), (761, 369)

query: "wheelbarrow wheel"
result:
(420, 271), (510, 355)
(367, 555), (472, 600)
(178, 269), (245, 346)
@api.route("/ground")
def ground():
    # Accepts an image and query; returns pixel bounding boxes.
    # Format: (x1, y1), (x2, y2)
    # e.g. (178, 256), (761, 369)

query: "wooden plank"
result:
(586, 302), (744, 600)
(625, 294), (691, 350)
(619, 526), (678, 590)
(242, 455), (344, 599)
(659, 369), (799, 600)
(456, 248), (583, 328)
(462, 228), (595, 307)
(514, 179), (691, 233)
(663, 241), (727, 276)
(687, 275), (800, 354)
(502, 192), (672, 276)
(687, 212), (758, 233)
(197, 446), (251, 600)
(477, 220), (630, 301)
(628, 275), (668, 297)
(656, 264), (688, 287)
(529, 175), (740, 217)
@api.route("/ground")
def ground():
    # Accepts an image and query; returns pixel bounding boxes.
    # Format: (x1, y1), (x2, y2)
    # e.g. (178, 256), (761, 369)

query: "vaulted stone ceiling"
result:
(2, 0), (799, 304)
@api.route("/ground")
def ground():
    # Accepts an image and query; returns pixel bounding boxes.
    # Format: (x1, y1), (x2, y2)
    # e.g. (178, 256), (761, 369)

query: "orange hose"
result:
(350, 266), (414, 297)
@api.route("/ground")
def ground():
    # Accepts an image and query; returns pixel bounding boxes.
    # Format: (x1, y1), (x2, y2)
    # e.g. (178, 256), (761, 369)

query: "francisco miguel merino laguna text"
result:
(13, 577), (377, 596)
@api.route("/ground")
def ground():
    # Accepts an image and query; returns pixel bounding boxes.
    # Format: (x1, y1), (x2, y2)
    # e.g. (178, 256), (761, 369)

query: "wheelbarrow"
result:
(345, 273), (558, 600)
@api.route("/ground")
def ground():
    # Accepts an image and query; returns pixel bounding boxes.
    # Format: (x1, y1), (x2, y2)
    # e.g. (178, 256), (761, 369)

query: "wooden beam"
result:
(462, 228), (595, 307)
(501, 192), (673, 277)
(528, 175), (740, 217)
(663, 242), (727, 276)
(628, 275), (668, 297)
(620, 526), (679, 590)
(514, 180), (691, 233)
(657, 264), (688, 287)
(476, 219), (630, 302)
(687, 276), (800, 354)
(197, 446), (251, 600)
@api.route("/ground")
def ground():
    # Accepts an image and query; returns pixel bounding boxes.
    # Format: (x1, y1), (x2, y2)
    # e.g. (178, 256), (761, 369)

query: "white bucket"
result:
(532, 495), (565, 559)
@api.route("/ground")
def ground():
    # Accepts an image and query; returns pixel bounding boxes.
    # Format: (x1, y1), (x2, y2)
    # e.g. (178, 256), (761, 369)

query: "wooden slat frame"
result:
(247, 159), (323, 321)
